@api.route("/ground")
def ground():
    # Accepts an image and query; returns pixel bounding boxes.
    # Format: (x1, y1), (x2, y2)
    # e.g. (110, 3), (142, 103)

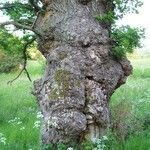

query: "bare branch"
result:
(0, 21), (41, 36)
(31, 11), (41, 29)
(40, 0), (50, 6)
(7, 37), (36, 84)
(28, 0), (41, 12)
(0, 21), (33, 31)
(0, 2), (32, 10)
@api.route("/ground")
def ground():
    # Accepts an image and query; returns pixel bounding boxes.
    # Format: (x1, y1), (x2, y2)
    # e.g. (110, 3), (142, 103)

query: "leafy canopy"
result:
(0, 27), (24, 72)
(0, 0), (144, 59)
(0, 28), (23, 55)
(111, 26), (144, 58)
(94, 0), (144, 58)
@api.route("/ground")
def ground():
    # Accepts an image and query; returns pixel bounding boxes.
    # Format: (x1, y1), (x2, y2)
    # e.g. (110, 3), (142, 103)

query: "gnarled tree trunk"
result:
(33, 0), (132, 145)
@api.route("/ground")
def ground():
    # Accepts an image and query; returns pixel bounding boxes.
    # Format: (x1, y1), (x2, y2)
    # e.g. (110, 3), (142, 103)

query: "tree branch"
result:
(28, 0), (41, 12)
(0, 21), (33, 31)
(7, 37), (36, 84)
(0, 2), (33, 10)
(0, 21), (41, 36)
(40, 0), (50, 6)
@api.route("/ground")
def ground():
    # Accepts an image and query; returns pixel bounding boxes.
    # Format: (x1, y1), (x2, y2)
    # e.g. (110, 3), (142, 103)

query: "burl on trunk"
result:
(33, 0), (132, 144)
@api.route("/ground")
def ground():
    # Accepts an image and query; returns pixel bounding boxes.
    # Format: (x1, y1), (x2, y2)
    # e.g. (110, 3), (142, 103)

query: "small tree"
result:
(0, 0), (143, 147)
(0, 28), (23, 72)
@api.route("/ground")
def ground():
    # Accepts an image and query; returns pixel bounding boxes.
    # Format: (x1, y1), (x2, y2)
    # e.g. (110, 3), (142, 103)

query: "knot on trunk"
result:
(78, 0), (92, 5)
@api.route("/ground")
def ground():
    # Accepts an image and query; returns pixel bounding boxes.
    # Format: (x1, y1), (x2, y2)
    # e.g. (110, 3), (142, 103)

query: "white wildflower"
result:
(102, 135), (108, 140)
(33, 120), (41, 128)
(93, 136), (108, 150)
(8, 117), (22, 125)
(20, 127), (25, 131)
(17, 121), (22, 125)
(0, 133), (6, 145)
(67, 147), (73, 150)
(36, 111), (43, 119)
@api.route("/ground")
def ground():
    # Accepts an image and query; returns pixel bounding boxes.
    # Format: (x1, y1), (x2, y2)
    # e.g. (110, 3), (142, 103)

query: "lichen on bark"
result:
(49, 69), (72, 99)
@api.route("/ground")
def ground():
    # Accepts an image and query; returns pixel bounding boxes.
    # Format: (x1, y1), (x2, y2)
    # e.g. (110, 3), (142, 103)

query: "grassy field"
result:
(110, 58), (150, 150)
(0, 61), (44, 150)
(0, 58), (150, 150)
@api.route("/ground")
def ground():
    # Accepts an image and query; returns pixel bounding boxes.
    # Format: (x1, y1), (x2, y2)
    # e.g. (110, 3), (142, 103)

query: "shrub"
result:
(0, 54), (22, 73)
(111, 26), (144, 59)
(0, 28), (23, 73)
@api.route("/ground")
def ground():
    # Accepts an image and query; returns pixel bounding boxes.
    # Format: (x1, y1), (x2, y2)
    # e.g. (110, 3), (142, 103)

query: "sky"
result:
(0, 0), (150, 52)
(117, 0), (150, 52)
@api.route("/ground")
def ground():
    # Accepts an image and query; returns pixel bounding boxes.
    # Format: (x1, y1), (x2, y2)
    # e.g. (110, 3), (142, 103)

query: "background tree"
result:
(0, 28), (23, 73)
(0, 0), (143, 148)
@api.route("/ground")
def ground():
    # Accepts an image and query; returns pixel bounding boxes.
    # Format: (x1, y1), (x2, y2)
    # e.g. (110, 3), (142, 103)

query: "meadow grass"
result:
(0, 58), (150, 150)
(110, 57), (150, 150)
(0, 60), (44, 150)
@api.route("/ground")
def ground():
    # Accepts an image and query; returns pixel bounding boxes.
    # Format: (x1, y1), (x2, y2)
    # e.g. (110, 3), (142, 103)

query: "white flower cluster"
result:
(8, 117), (25, 131)
(93, 136), (108, 150)
(33, 120), (41, 128)
(20, 127), (25, 131)
(33, 111), (43, 129)
(67, 147), (73, 150)
(36, 111), (43, 119)
(0, 133), (6, 145)
(8, 117), (22, 125)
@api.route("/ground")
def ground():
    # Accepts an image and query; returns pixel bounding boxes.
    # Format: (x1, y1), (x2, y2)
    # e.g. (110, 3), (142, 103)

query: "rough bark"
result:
(33, 0), (132, 144)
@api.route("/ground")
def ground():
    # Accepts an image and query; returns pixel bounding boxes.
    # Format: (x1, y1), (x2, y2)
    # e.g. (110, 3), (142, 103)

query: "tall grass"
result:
(0, 58), (149, 150)
(110, 58), (150, 150)
(0, 60), (44, 150)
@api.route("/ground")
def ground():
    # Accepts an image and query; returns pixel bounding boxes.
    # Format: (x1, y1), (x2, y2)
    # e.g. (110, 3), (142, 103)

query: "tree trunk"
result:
(33, 0), (132, 145)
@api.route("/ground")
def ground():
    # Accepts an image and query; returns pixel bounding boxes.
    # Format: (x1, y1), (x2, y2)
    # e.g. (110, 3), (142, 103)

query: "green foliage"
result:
(57, 143), (67, 150)
(95, 0), (143, 24)
(95, 11), (116, 24)
(0, 28), (23, 72)
(2, 1), (35, 25)
(81, 140), (95, 150)
(95, 0), (144, 59)
(0, 55), (22, 73)
(0, 27), (40, 73)
(111, 26), (144, 58)
(0, 0), (144, 60)
(114, 0), (143, 18)
(42, 144), (53, 150)
(0, 28), (23, 55)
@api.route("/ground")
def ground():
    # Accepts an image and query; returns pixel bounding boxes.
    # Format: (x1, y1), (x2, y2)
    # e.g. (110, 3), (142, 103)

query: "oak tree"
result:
(0, 0), (143, 147)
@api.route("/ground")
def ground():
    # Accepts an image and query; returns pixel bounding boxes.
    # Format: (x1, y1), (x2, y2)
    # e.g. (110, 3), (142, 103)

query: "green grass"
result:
(110, 57), (150, 150)
(111, 58), (150, 115)
(0, 60), (44, 150)
(0, 58), (150, 150)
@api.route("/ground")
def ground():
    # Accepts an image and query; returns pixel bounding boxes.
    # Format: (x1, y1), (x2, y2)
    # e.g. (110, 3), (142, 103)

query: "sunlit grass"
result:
(0, 58), (150, 149)
(0, 60), (45, 150)
(110, 57), (150, 150)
